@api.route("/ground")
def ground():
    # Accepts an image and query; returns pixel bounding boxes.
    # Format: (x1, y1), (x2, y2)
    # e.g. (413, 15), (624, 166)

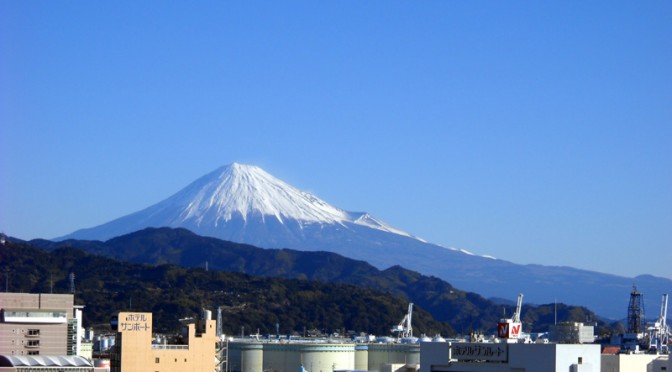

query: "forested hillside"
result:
(31, 228), (618, 335)
(2, 240), (453, 336)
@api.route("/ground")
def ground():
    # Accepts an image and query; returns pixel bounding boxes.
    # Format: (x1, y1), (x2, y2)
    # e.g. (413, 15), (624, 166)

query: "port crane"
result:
(391, 303), (413, 338)
(498, 293), (524, 340)
(512, 293), (523, 323)
(647, 294), (669, 353)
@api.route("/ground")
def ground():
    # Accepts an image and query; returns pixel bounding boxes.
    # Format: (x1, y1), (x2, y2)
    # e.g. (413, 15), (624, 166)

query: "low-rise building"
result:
(421, 341), (600, 372)
(110, 312), (217, 372)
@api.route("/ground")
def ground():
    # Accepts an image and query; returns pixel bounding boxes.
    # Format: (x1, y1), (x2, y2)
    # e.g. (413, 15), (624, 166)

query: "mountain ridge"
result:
(26, 227), (616, 334)
(56, 164), (672, 319)
(2, 238), (454, 336)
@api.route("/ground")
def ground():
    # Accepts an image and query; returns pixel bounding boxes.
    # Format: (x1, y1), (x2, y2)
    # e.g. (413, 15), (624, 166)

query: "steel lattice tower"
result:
(627, 285), (645, 333)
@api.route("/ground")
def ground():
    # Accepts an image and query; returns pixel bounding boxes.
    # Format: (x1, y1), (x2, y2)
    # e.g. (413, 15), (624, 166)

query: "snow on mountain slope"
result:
(169, 163), (350, 225)
(60, 163), (421, 243)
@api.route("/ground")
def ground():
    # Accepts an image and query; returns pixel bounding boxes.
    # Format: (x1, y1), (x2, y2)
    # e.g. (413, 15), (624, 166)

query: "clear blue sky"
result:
(1, 1), (670, 279)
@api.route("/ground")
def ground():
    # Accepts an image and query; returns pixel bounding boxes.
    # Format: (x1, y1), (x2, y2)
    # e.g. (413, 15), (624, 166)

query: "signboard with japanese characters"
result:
(118, 312), (151, 333)
(450, 342), (508, 362)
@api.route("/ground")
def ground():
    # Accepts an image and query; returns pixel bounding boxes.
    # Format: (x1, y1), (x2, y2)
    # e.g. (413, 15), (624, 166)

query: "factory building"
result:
(109, 311), (217, 372)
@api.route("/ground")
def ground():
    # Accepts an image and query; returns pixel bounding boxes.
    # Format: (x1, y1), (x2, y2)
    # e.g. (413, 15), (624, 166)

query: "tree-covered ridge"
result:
(1, 240), (453, 336)
(29, 227), (616, 335)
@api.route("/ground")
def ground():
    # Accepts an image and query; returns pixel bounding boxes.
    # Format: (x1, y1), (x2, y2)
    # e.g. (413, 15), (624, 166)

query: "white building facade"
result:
(420, 342), (600, 372)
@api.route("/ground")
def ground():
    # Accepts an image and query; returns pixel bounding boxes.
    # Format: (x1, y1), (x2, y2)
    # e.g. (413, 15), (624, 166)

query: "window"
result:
(155, 357), (160, 363)
(26, 340), (39, 347)
(27, 350), (39, 355)
(578, 357), (583, 365)
(27, 329), (40, 336)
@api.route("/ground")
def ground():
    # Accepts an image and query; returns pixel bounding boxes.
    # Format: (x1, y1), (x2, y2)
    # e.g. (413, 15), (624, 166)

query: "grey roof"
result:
(0, 355), (93, 367)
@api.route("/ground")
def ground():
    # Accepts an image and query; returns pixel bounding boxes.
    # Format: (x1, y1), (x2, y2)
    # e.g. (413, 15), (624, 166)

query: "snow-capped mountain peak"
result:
(172, 163), (350, 225)
(61, 163), (420, 243)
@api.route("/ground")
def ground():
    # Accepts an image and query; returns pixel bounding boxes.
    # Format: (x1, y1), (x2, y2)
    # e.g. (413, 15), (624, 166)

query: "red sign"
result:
(498, 323), (509, 338)
(498, 322), (521, 339)
(511, 324), (521, 336)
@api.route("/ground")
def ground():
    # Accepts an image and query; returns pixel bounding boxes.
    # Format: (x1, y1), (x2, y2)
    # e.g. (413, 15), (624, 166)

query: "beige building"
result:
(110, 312), (217, 372)
(0, 293), (76, 356)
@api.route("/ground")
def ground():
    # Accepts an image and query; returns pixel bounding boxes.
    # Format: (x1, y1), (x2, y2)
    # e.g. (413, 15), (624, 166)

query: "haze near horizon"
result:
(1, 2), (670, 279)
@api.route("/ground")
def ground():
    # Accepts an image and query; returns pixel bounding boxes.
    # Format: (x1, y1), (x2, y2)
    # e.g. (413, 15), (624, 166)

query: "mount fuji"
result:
(60, 163), (437, 268)
(59, 163), (671, 319)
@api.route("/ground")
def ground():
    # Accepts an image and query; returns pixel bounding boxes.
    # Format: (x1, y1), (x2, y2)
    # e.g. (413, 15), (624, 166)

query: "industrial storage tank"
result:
(354, 345), (368, 371)
(228, 343), (263, 372)
(366, 343), (419, 370)
(296, 343), (354, 372)
(228, 341), (356, 372)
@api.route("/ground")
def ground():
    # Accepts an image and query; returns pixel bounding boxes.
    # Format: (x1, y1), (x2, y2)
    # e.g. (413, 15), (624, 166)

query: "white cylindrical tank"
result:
(240, 343), (263, 372)
(418, 335), (432, 343)
(301, 344), (354, 372)
(367, 343), (419, 369)
(262, 343), (355, 372)
(354, 345), (369, 371)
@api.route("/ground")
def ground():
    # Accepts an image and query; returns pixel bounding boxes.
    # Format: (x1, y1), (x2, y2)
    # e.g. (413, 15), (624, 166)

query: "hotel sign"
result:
(119, 312), (150, 332)
(450, 343), (507, 362)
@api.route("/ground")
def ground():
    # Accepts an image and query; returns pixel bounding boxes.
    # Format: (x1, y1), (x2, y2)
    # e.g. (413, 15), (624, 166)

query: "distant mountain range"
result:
(28, 228), (613, 334)
(57, 163), (672, 319)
